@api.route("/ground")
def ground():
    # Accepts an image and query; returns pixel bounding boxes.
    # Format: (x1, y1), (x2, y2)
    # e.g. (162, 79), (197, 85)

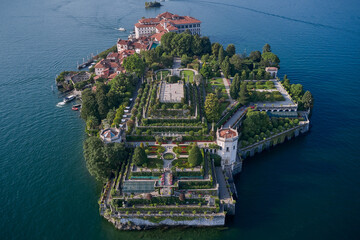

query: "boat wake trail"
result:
(195, 0), (359, 35)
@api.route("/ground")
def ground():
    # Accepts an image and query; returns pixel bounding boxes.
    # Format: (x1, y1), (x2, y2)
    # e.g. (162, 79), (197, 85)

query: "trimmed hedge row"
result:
(179, 181), (213, 189)
(125, 196), (205, 206)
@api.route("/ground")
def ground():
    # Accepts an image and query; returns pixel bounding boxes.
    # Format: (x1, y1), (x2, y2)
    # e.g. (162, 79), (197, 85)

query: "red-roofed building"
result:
(134, 12), (201, 39)
(265, 67), (278, 78)
(117, 38), (150, 54)
(94, 59), (111, 76)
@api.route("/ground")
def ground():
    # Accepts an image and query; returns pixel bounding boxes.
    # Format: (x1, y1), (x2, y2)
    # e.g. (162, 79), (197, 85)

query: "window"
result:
(219, 147), (222, 150)
(226, 147), (229, 152)
(233, 146), (235, 150)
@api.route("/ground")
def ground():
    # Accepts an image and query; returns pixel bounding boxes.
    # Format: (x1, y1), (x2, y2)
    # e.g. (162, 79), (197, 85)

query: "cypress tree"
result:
(218, 46), (225, 64)
(238, 82), (249, 105)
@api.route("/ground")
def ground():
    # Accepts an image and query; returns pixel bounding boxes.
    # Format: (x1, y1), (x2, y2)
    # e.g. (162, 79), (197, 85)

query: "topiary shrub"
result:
(188, 144), (203, 167)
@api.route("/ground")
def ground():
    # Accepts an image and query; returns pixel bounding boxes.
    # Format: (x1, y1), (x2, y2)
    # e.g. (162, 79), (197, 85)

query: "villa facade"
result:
(134, 12), (201, 40)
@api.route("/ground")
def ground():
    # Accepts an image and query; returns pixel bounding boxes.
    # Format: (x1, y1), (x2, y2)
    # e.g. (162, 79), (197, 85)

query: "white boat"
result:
(117, 27), (126, 32)
(63, 95), (76, 103)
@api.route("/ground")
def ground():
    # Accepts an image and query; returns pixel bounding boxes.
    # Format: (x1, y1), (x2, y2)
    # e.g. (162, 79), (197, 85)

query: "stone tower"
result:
(216, 127), (239, 170)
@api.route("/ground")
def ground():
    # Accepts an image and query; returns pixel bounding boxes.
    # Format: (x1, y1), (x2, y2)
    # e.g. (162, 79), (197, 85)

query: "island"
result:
(56, 12), (314, 230)
(145, 1), (162, 8)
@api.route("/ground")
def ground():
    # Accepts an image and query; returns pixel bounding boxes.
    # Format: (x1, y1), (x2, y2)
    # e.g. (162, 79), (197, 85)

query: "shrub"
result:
(188, 144), (203, 167)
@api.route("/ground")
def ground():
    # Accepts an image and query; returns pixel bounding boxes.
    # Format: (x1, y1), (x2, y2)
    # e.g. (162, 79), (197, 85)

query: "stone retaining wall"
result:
(106, 215), (225, 230)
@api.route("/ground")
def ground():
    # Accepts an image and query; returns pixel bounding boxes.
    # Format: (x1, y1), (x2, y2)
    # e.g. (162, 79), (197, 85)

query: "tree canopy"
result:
(83, 137), (128, 182)
(238, 82), (249, 105)
(188, 144), (203, 167)
(302, 91), (314, 109)
(204, 93), (220, 123)
(230, 73), (240, 99)
(226, 44), (236, 57)
(261, 52), (280, 67)
(242, 109), (271, 137)
(160, 32), (211, 57)
(132, 146), (148, 166)
(262, 43), (271, 53)
(123, 53), (145, 77)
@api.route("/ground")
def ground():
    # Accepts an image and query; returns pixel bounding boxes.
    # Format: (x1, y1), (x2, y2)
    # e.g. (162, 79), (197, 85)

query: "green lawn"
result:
(181, 70), (194, 83)
(156, 70), (170, 80)
(147, 158), (164, 168)
(247, 81), (276, 90)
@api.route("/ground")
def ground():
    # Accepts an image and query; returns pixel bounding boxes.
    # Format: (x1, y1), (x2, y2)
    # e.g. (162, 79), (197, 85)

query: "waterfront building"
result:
(116, 37), (151, 54)
(265, 67), (278, 78)
(100, 127), (122, 143)
(134, 12), (201, 39)
(216, 128), (239, 170)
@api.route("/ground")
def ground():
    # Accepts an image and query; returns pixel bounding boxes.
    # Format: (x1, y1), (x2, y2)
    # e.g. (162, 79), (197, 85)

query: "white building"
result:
(134, 12), (201, 39)
(216, 128), (239, 170)
(100, 128), (122, 144)
(265, 67), (278, 78)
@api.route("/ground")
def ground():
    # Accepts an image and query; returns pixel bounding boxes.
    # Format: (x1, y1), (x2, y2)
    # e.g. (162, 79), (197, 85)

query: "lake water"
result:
(1, 0), (360, 239)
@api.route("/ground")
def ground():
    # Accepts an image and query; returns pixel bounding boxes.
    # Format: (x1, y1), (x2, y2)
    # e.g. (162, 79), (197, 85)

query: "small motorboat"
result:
(72, 107), (79, 111)
(63, 95), (76, 103)
(117, 27), (126, 32)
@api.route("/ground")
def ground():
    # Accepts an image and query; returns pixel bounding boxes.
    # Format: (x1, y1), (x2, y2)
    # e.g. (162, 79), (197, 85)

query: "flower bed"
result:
(172, 158), (191, 168)
(173, 146), (191, 154)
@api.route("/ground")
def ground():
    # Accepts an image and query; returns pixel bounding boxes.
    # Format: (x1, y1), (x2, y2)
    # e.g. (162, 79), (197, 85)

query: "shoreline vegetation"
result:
(145, 1), (162, 8)
(57, 20), (313, 230)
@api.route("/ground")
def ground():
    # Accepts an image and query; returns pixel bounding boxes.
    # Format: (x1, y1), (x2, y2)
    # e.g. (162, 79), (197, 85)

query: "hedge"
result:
(179, 181), (213, 189)
(126, 196), (205, 206)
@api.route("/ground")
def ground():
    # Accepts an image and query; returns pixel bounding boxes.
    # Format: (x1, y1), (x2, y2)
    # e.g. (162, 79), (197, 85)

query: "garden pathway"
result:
(221, 72), (234, 105)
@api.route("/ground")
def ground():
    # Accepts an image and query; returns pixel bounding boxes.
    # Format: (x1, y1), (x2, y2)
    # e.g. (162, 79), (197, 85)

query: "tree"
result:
(83, 137), (108, 182)
(205, 93), (220, 122)
(181, 54), (192, 67)
(132, 146), (148, 166)
(218, 46), (225, 64)
(242, 110), (271, 137)
(199, 63), (213, 79)
(249, 50), (261, 62)
(123, 54), (145, 77)
(191, 34), (203, 56)
(241, 70), (247, 80)
(175, 32), (192, 56)
(161, 32), (176, 53)
(262, 43), (271, 53)
(212, 43), (221, 58)
(106, 108), (116, 124)
(256, 69), (264, 80)
(95, 82), (109, 119)
(201, 37), (212, 55)
(81, 89), (99, 121)
(238, 82), (249, 105)
(221, 56), (231, 79)
(230, 73), (240, 99)
(230, 54), (243, 73)
(290, 84), (303, 100)
(188, 144), (203, 167)
(302, 91), (314, 109)
(282, 75), (290, 91)
(261, 52), (280, 67)
(226, 44), (236, 57)
(104, 143), (128, 171)
(86, 115), (99, 131)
